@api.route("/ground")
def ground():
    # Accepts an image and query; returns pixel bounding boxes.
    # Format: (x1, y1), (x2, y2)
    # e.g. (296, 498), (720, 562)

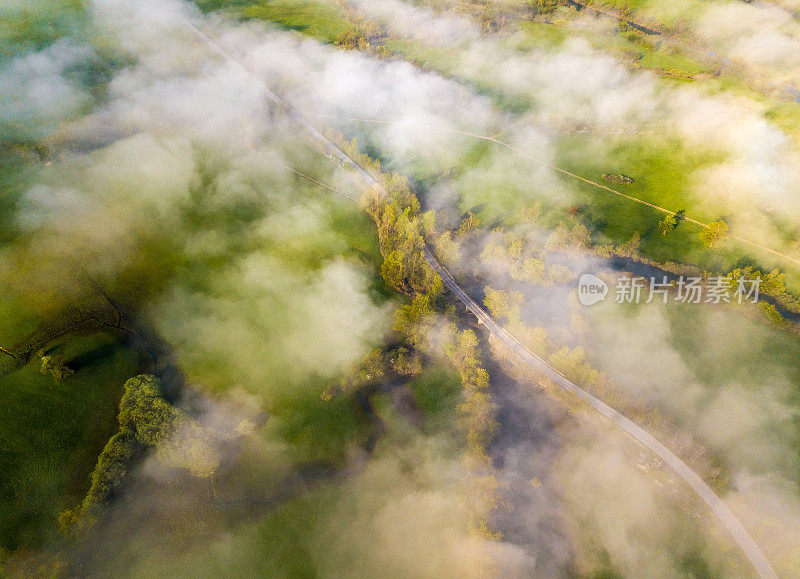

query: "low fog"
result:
(3, 0), (800, 576)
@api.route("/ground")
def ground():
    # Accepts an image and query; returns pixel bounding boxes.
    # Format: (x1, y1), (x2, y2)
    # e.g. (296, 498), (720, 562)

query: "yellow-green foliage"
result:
(119, 374), (178, 446)
(365, 173), (438, 295)
(390, 347), (422, 377)
(394, 289), (440, 350)
(545, 221), (592, 252)
(548, 346), (599, 386)
(698, 220), (728, 247)
(445, 329), (499, 537)
(324, 348), (386, 399)
(614, 231), (642, 258)
(729, 266), (800, 313)
(759, 302), (786, 326)
(447, 330), (496, 453)
(484, 286), (523, 326)
(39, 352), (74, 381)
(60, 374), (219, 533)
(434, 230), (460, 265)
(482, 232), (577, 286)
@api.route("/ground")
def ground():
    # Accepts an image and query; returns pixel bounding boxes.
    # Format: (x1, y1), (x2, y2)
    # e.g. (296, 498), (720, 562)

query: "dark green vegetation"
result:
(0, 333), (145, 550)
(60, 375), (182, 532)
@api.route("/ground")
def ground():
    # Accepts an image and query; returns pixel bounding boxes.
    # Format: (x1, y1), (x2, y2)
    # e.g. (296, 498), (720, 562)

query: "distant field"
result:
(194, 0), (355, 44)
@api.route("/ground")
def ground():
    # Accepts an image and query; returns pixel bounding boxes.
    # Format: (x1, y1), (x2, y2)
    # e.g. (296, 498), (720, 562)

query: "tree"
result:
(390, 347), (421, 377)
(457, 211), (479, 235)
(529, 0), (558, 16)
(61, 375), (219, 534)
(699, 220), (728, 247)
(658, 214), (677, 235)
(483, 287), (523, 326)
(326, 348), (386, 399)
(659, 209), (686, 235)
(394, 292), (437, 349)
(39, 352), (74, 381)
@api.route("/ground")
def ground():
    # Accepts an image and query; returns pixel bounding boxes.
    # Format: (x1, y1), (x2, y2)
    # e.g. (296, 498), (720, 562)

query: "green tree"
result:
(483, 287), (523, 326)
(39, 352), (74, 381)
(659, 209), (686, 235)
(699, 220), (728, 247)
(61, 375), (219, 533)
(390, 347), (421, 377)
(658, 214), (677, 235)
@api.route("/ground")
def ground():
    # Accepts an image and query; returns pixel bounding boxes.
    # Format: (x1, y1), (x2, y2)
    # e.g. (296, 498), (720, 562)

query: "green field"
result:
(0, 332), (144, 551)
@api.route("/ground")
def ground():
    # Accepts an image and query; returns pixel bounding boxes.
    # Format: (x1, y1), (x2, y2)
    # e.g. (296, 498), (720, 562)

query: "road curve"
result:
(187, 22), (777, 579)
(424, 247), (776, 579)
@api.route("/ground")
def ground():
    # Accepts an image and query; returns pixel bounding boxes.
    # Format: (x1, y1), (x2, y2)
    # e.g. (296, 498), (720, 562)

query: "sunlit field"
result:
(2, 0), (800, 576)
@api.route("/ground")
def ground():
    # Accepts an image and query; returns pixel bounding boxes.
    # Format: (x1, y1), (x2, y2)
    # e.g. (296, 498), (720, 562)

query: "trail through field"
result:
(317, 114), (800, 268)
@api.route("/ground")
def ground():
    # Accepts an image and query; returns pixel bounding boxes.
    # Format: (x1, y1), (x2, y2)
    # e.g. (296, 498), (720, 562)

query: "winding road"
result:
(187, 22), (778, 579)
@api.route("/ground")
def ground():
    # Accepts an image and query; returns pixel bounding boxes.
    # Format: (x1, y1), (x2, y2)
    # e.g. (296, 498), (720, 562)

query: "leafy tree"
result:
(659, 210), (686, 235)
(456, 211), (479, 235)
(61, 375), (219, 533)
(699, 220), (728, 247)
(483, 287), (523, 326)
(435, 230), (460, 265)
(394, 291), (438, 349)
(390, 347), (421, 377)
(39, 352), (74, 381)
(658, 214), (677, 235)
(367, 174), (437, 295)
(528, 0), (558, 16)
(759, 302), (786, 326)
(549, 346), (599, 385)
(325, 348), (386, 399)
(119, 374), (177, 446)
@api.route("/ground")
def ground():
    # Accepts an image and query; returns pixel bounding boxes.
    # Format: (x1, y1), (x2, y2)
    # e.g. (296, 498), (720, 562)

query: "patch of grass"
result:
(555, 134), (724, 264)
(410, 365), (461, 431)
(664, 301), (800, 390)
(0, 332), (144, 550)
(240, 0), (355, 44)
(269, 383), (374, 465)
(0, 0), (85, 60)
(764, 100), (800, 143)
(383, 38), (534, 115)
(514, 20), (569, 50)
(636, 45), (706, 77)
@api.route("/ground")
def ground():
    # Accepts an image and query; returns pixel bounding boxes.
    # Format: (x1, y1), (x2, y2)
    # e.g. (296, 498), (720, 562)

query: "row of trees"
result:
(60, 374), (218, 534)
(338, 137), (440, 296)
(333, 134), (507, 542)
(446, 329), (500, 538)
(481, 232), (576, 286)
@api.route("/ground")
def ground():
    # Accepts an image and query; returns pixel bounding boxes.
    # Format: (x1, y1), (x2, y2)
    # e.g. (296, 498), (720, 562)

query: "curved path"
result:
(424, 246), (776, 579)
(187, 22), (777, 579)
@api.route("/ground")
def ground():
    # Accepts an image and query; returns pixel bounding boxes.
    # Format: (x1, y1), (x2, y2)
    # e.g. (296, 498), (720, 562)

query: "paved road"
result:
(424, 248), (776, 579)
(188, 23), (777, 579)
